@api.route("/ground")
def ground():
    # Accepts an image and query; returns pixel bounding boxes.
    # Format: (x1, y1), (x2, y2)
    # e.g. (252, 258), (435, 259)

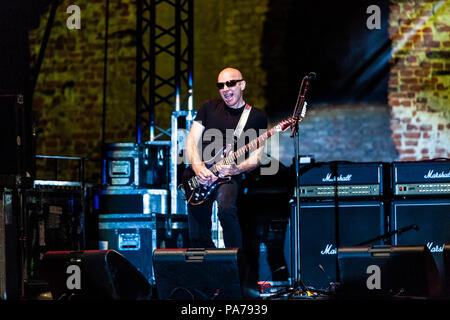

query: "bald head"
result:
(217, 68), (243, 82)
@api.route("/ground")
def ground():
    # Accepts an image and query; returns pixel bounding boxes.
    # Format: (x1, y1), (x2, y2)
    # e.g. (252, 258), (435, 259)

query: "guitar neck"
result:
(215, 127), (277, 168)
(205, 117), (295, 176)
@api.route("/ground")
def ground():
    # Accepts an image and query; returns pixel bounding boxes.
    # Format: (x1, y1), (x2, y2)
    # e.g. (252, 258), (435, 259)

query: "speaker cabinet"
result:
(391, 199), (450, 289)
(391, 199), (450, 247)
(41, 250), (152, 300)
(153, 248), (255, 300)
(298, 201), (385, 290)
(338, 245), (442, 297)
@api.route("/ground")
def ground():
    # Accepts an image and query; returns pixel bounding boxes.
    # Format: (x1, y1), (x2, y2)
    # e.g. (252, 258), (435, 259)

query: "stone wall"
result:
(194, 0), (268, 109)
(388, 0), (450, 161)
(272, 103), (398, 167)
(29, 1), (137, 181)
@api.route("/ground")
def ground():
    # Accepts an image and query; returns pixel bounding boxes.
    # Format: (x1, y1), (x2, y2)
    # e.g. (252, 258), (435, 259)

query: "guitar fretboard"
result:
(219, 129), (273, 165)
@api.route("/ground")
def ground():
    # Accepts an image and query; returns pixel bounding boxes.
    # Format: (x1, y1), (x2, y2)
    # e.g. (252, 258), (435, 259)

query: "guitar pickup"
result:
(190, 177), (200, 188)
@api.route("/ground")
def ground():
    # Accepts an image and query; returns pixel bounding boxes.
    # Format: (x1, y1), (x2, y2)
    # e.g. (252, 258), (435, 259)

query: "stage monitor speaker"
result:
(338, 245), (442, 298)
(41, 250), (152, 300)
(391, 199), (450, 285)
(298, 201), (385, 291)
(153, 248), (255, 300)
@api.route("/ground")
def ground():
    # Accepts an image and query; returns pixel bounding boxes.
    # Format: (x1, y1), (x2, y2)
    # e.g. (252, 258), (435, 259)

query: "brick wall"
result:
(273, 103), (398, 167)
(388, 0), (450, 161)
(29, 1), (137, 181)
(193, 0), (269, 110)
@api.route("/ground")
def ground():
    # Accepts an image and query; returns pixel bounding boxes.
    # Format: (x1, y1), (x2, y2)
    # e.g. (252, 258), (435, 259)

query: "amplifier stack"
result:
(296, 161), (388, 290)
(294, 159), (450, 292)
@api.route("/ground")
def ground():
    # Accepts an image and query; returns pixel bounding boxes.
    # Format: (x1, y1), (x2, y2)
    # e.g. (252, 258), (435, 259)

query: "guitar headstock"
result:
(273, 103), (308, 133)
(274, 118), (295, 132)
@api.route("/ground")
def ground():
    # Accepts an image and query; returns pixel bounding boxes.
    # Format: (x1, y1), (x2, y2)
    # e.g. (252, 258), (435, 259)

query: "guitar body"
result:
(178, 145), (232, 205)
(179, 165), (231, 205)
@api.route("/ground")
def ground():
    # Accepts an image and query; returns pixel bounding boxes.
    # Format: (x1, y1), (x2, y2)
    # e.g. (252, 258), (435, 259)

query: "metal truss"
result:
(136, 0), (194, 215)
(136, 0), (194, 143)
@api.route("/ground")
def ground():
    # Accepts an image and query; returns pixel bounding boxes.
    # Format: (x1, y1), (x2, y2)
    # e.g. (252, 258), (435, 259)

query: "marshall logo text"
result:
(424, 170), (450, 179)
(427, 242), (444, 253)
(322, 173), (352, 183)
(320, 244), (337, 255)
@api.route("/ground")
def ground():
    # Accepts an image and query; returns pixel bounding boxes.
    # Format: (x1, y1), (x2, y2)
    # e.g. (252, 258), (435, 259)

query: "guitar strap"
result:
(233, 104), (252, 141)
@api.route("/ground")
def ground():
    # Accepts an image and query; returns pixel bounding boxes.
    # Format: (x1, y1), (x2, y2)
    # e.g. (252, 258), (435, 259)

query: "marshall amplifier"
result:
(297, 201), (386, 291)
(390, 199), (450, 286)
(297, 162), (388, 199)
(392, 160), (450, 197)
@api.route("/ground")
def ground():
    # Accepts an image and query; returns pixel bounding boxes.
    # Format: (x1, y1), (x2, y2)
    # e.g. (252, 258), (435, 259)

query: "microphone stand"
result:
(330, 162), (340, 288)
(288, 74), (313, 297)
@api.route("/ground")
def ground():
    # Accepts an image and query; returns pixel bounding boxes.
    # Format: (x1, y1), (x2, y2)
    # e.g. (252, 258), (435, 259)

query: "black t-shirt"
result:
(194, 99), (268, 161)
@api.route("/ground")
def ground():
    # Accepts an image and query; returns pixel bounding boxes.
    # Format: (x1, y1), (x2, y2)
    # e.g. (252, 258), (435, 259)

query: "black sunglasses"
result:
(216, 79), (244, 89)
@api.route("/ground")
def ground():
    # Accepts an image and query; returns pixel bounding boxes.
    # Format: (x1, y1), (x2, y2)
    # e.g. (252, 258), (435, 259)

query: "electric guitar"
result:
(178, 108), (306, 205)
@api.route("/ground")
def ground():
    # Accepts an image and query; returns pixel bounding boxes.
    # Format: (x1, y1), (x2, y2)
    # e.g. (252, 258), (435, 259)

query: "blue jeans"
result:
(187, 176), (242, 248)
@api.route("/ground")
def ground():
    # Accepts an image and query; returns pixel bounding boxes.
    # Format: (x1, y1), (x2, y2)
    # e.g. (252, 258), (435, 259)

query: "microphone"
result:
(307, 72), (316, 80)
